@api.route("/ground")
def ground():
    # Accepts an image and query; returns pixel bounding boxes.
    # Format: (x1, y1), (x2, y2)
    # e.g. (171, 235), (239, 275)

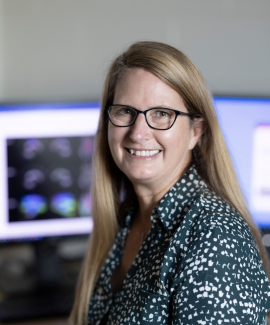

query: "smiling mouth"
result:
(128, 149), (160, 157)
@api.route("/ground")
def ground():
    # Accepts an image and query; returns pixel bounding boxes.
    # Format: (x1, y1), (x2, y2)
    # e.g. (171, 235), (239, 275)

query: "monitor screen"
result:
(0, 98), (269, 242)
(0, 103), (100, 241)
(214, 97), (270, 229)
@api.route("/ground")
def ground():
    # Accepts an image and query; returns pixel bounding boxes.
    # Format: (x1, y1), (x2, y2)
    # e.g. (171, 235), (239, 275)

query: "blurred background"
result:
(0, 0), (270, 324)
(0, 0), (270, 101)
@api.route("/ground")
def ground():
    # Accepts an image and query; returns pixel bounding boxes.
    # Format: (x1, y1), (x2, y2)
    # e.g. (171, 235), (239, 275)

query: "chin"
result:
(120, 164), (160, 183)
(126, 172), (158, 183)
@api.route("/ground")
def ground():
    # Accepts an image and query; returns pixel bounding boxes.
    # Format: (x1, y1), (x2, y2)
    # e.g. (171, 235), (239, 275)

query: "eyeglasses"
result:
(105, 104), (200, 130)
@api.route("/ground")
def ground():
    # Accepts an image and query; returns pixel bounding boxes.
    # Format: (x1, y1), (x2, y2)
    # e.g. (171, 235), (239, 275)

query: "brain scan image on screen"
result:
(78, 138), (93, 161)
(9, 198), (19, 210)
(6, 136), (94, 223)
(50, 192), (77, 218)
(23, 139), (44, 159)
(19, 194), (48, 220)
(50, 168), (73, 188)
(8, 166), (17, 178)
(78, 164), (91, 191)
(23, 168), (46, 190)
(49, 138), (72, 158)
(79, 193), (91, 216)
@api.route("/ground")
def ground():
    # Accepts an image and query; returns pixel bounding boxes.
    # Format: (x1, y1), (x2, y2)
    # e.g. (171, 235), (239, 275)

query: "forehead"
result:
(113, 68), (186, 111)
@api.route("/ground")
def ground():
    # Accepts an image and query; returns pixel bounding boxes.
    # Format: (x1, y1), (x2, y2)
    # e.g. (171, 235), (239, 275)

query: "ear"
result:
(188, 118), (204, 150)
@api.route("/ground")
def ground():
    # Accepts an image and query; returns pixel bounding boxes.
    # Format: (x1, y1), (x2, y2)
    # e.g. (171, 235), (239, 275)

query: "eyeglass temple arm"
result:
(177, 111), (200, 118)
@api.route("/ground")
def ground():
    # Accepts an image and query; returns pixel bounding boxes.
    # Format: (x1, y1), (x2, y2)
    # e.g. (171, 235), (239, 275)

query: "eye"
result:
(150, 109), (174, 119)
(120, 108), (132, 115)
(111, 106), (133, 117)
(155, 110), (169, 117)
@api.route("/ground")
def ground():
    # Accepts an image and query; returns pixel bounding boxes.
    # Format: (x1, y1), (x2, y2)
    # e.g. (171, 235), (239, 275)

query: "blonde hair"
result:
(70, 41), (270, 325)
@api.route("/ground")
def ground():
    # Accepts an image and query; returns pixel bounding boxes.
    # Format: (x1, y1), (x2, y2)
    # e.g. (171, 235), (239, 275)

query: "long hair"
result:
(70, 41), (270, 325)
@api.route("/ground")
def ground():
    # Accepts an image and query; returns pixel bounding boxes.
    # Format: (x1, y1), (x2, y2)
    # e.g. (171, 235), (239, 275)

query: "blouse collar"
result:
(124, 165), (208, 235)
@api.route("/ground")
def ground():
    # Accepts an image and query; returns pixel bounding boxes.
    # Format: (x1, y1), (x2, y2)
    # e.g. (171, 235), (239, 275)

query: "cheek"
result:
(161, 124), (192, 153)
(107, 125), (127, 161)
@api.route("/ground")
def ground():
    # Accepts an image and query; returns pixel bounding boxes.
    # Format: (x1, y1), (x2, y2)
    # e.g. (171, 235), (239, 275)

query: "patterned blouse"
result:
(88, 166), (270, 325)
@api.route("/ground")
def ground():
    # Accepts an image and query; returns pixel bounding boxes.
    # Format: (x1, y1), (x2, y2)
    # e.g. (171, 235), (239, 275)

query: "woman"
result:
(71, 41), (270, 325)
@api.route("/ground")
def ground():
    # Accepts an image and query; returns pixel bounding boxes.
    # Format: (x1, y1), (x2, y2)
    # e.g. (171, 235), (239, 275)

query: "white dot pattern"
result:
(88, 166), (270, 325)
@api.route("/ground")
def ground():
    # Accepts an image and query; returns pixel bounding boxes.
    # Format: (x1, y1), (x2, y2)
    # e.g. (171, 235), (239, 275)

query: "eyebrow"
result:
(113, 103), (176, 110)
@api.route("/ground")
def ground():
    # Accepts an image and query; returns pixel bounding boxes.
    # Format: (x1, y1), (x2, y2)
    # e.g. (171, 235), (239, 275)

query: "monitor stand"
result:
(34, 238), (61, 289)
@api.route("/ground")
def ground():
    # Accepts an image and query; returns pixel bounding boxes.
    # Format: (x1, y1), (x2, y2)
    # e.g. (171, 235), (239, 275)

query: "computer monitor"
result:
(0, 102), (100, 242)
(214, 97), (270, 229)
(0, 98), (269, 243)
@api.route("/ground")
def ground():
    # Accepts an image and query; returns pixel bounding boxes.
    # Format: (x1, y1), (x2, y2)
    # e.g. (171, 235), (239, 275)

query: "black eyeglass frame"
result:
(105, 104), (201, 130)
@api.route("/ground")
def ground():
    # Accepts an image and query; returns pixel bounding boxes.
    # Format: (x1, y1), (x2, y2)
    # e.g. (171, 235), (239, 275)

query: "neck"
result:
(133, 159), (191, 227)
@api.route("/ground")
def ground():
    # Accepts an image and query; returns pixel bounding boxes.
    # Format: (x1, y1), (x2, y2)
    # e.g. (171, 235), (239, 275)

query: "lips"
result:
(128, 149), (160, 157)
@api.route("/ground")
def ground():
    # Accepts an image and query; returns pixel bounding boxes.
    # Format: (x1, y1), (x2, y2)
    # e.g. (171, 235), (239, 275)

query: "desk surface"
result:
(0, 316), (69, 325)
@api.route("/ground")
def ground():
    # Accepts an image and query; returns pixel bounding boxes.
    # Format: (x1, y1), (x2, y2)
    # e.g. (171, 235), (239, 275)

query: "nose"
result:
(129, 111), (152, 142)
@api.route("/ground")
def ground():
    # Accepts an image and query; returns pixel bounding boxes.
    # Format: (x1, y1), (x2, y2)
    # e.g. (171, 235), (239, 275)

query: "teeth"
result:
(129, 149), (159, 156)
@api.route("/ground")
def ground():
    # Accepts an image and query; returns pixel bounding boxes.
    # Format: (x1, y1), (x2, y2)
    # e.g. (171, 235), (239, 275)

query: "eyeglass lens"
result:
(108, 106), (176, 130)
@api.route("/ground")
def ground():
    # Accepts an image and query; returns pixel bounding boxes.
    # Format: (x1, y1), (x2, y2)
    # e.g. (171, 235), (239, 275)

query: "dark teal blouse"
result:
(88, 166), (270, 325)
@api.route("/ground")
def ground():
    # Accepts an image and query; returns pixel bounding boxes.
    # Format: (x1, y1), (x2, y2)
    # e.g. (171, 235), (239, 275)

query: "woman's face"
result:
(108, 68), (203, 190)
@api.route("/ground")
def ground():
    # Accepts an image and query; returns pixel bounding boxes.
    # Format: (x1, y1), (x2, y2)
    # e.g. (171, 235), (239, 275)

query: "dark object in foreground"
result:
(0, 287), (74, 322)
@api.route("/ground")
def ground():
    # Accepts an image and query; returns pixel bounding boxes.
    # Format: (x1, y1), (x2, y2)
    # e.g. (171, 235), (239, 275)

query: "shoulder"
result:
(170, 193), (270, 324)
(172, 186), (265, 278)
(181, 187), (255, 245)
(166, 166), (252, 243)
(173, 188), (270, 289)
(165, 168), (270, 320)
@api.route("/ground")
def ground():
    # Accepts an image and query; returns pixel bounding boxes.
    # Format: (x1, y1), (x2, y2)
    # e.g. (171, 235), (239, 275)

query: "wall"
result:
(0, 0), (270, 102)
